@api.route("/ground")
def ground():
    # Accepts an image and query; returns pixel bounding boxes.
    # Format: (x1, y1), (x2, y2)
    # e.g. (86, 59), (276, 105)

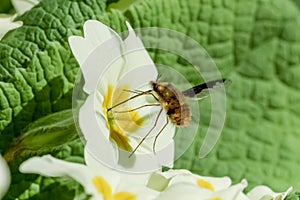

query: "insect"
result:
(107, 79), (228, 157)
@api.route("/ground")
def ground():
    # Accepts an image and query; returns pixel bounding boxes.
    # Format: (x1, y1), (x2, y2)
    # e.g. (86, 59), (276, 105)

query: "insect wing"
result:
(182, 79), (231, 100)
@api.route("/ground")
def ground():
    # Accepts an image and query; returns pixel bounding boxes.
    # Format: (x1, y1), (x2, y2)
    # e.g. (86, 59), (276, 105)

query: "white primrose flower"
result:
(246, 185), (292, 200)
(0, 14), (22, 40)
(69, 20), (175, 172)
(146, 169), (294, 200)
(11, 0), (40, 15)
(0, 155), (11, 199)
(19, 148), (159, 200)
(147, 169), (248, 200)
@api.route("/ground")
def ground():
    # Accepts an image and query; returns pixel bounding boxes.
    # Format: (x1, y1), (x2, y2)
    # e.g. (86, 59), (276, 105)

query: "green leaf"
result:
(3, 109), (78, 163)
(107, 0), (142, 12)
(15, 177), (91, 200)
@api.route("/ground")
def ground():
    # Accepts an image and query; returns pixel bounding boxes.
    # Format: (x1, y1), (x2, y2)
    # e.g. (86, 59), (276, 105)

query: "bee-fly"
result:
(107, 79), (228, 157)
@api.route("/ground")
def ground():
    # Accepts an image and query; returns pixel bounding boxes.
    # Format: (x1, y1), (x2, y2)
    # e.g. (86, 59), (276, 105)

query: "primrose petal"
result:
(0, 155), (10, 199)
(212, 179), (247, 200)
(69, 20), (122, 66)
(247, 186), (292, 200)
(11, 0), (40, 15)
(0, 14), (22, 40)
(19, 155), (99, 195)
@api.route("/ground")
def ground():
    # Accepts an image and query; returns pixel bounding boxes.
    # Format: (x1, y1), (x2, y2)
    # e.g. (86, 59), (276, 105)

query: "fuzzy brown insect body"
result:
(108, 79), (227, 157)
(151, 81), (191, 127)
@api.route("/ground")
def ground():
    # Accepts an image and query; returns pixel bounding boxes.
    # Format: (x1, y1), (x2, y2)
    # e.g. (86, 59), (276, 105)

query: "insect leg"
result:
(114, 103), (160, 113)
(129, 108), (163, 158)
(152, 116), (169, 154)
(107, 89), (152, 111)
(147, 92), (159, 102)
(123, 89), (143, 94)
(124, 89), (159, 102)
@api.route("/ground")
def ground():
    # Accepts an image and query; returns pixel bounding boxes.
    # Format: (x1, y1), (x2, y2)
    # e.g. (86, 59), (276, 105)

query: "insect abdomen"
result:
(167, 102), (190, 126)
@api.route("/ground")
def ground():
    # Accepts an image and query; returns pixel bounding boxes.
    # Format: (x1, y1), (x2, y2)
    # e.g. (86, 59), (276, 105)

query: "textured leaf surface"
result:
(1, 0), (300, 198)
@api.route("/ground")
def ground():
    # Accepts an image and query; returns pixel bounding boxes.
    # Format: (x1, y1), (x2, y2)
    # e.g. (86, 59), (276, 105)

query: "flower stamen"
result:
(102, 84), (145, 151)
(92, 176), (113, 200)
(197, 179), (215, 191)
(92, 176), (136, 200)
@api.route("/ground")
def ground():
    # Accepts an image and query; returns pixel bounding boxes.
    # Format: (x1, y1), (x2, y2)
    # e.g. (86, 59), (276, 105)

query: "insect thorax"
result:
(151, 81), (191, 127)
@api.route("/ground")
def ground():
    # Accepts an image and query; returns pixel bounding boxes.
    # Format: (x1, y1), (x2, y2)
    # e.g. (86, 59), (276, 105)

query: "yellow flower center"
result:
(197, 179), (215, 191)
(102, 84), (145, 151)
(209, 198), (222, 200)
(92, 176), (136, 200)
